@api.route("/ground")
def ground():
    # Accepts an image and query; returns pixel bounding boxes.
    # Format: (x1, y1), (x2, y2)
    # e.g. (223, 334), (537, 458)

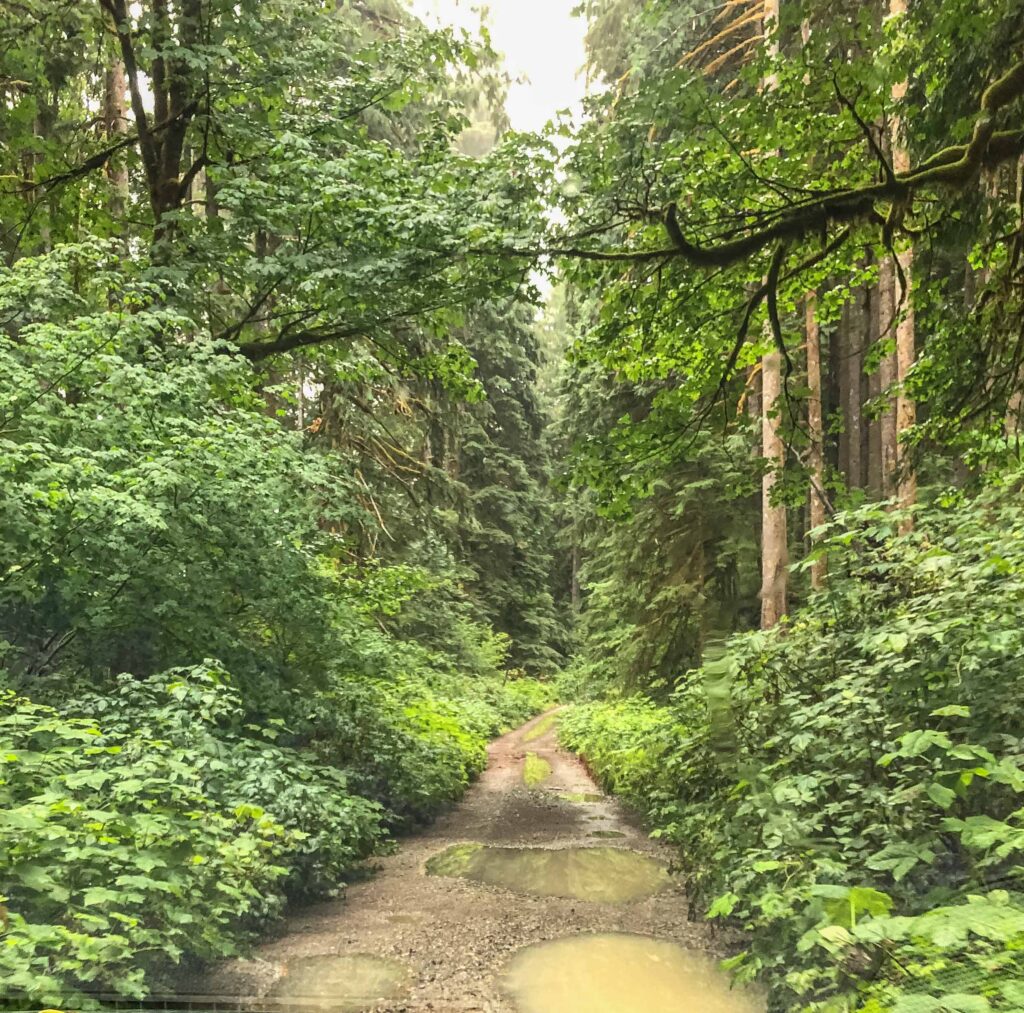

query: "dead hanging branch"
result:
(484, 59), (1024, 274)
(662, 58), (1024, 270)
(681, 3), (764, 69)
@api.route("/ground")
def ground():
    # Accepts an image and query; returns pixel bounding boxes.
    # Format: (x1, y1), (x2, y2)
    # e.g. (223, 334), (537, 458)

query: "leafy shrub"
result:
(68, 665), (388, 895)
(561, 478), (1024, 1012)
(0, 687), (293, 1006)
(1, 663), (553, 1007)
(306, 669), (556, 827)
(559, 696), (681, 804)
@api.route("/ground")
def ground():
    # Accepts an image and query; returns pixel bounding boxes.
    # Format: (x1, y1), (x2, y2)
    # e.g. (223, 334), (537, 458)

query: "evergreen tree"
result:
(456, 304), (567, 674)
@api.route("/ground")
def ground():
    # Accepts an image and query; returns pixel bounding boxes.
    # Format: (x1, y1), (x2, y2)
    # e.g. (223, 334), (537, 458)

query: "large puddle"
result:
(524, 751), (552, 786)
(267, 954), (408, 1011)
(500, 934), (765, 1013)
(425, 844), (673, 903)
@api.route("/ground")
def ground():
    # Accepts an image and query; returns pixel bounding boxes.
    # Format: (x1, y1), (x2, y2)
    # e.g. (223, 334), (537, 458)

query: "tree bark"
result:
(841, 300), (864, 491)
(570, 544), (581, 613)
(877, 256), (898, 498)
(890, 0), (917, 520)
(103, 58), (130, 219)
(866, 284), (883, 496)
(759, 0), (787, 629)
(761, 349), (788, 626)
(1008, 157), (1024, 435)
(805, 294), (827, 589)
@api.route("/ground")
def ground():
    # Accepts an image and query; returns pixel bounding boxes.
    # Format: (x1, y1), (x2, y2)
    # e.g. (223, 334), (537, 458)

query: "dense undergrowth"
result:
(2, 667), (552, 1006)
(560, 475), (1024, 1013)
(0, 245), (556, 1007)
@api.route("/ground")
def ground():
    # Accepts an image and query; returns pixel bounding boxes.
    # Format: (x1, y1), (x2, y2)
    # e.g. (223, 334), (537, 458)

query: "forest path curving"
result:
(185, 709), (724, 1011)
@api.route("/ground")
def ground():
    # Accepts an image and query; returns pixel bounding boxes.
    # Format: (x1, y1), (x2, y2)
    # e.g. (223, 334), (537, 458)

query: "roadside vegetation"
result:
(561, 487), (1024, 1011)
(4, 0), (1024, 1009)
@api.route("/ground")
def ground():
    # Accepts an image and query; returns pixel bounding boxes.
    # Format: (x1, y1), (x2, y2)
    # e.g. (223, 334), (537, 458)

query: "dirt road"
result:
(185, 709), (730, 1011)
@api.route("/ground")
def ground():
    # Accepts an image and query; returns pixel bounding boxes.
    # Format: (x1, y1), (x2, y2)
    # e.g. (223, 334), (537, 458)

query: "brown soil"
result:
(180, 709), (722, 1011)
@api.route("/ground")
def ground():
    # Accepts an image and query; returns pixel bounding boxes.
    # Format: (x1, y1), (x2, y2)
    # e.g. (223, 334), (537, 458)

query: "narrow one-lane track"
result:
(184, 710), (728, 1011)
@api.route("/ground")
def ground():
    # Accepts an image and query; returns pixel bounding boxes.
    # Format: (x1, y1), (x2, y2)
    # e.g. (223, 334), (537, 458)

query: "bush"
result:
(558, 696), (680, 805)
(305, 669), (556, 828)
(560, 479), (1024, 1012)
(0, 686), (294, 1005)
(1, 663), (553, 1006)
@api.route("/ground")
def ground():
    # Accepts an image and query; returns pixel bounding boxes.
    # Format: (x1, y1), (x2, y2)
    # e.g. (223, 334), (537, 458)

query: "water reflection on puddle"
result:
(425, 844), (673, 903)
(524, 751), (553, 786)
(501, 934), (765, 1013)
(556, 791), (604, 803)
(267, 954), (408, 1011)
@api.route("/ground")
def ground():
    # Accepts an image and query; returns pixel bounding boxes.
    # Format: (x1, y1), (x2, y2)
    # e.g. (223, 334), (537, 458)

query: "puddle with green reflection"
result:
(500, 933), (765, 1013)
(524, 751), (552, 786)
(558, 791), (604, 803)
(589, 830), (626, 839)
(425, 845), (672, 903)
(267, 954), (408, 1011)
(523, 713), (558, 742)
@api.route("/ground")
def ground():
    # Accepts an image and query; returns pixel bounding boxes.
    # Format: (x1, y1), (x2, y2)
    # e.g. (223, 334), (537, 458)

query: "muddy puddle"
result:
(425, 844), (673, 903)
(500, 933), (765, 1013)
(523, 751), (552, 786)
(266, 953), (408, 1011)
(589, 829), (626, 838)
(556, 791), (604, 803)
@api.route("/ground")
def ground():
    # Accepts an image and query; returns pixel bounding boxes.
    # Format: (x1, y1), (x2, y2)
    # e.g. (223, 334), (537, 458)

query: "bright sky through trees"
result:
(410, 0), (588, 133)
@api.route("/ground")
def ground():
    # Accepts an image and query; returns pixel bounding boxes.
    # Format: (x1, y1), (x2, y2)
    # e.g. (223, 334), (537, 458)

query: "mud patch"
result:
(267, 953), (408, 1011)
(558, 792), (604, 803)
(523, 752), (552, 786)
(500, 933), (765, 1013)
(589, 830), (626, 839)
(425, 845), (673, 903)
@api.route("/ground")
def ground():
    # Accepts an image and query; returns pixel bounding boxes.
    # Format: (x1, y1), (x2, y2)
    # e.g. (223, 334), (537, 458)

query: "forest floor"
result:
(179, 710), (726, 1011)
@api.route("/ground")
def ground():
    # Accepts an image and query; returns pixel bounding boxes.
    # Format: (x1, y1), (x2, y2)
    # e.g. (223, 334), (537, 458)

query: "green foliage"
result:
(0, 239), (558, 1006)
(0, 677), (296, 1006)
(0, 244), (364, 687)
(1, 663), (553, 1007)
(0, 0), (558, 1007)
(306, 668), (554, 829)
(560, 473), (1024, 1012)
(454, 304), (569, 675)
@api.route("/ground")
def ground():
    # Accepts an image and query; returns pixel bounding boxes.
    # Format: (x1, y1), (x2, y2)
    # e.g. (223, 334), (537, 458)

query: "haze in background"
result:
(410, 0), (588, 134)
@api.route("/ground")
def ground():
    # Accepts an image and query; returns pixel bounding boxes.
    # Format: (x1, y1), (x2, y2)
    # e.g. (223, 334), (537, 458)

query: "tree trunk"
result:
(757, 0), (786, 626)
(841, 300), (864, 491)
(103, 58), (129, 219)
(570, 544), (581, 613)
(1008, 157), (1024, 435)
(866, 284), (883, 496)
(890, 0), (917, 520)
(760, 349), (788, 627)
(805, 294), (827, 589)
(877, 255), (898, 498)
(103, 0), (203, 253)
(759, 0), (787, 629)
